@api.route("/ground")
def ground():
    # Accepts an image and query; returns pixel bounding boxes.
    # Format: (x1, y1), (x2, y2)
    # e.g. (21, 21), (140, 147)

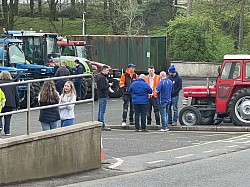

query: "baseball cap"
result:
(128, 64), (136, 68)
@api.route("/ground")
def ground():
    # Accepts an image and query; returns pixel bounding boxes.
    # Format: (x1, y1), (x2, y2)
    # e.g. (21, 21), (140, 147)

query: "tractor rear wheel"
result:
(228, 88), (250, 126)
(81, 80), (88, 100)
(179, 106), (202, 126)
(200, 110), (216, 125)
(19, 82), (40, 108)
(30, 82), (41, 107)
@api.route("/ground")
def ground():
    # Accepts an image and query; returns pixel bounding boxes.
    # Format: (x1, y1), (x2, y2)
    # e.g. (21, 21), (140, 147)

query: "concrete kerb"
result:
(106, 125), (250, 132)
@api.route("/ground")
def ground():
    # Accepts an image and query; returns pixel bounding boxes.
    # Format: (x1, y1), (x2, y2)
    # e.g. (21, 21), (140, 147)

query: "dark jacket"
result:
(75, 64), (84, 82)
(128, 78), (152, 104)
(55, 66), (70, 77)
(119, 69), (138, 95)
(168, 72), (182, 97)
(39, 100), (60, 123)
(0, 79), (19, 109)
(75, 64), (84, 75)
(97, 72), (109, 98)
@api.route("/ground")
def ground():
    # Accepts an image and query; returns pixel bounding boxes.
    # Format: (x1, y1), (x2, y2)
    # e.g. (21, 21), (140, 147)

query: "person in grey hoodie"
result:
(59, 81), (76, 127)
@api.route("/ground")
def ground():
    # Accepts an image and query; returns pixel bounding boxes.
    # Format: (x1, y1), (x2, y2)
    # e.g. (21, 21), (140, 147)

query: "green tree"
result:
(167, 15), (235, 62)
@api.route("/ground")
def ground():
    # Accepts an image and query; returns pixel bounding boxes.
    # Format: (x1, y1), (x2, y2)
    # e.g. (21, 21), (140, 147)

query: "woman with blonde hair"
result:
(59, 81), (76, 127)
(0, 71), (19, 136)
(38, 80), (60, 131)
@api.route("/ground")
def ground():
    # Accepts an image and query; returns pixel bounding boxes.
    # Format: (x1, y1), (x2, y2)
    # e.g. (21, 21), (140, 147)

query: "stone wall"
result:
(170, 61), (221, 77)
(0, 122), (101, 185)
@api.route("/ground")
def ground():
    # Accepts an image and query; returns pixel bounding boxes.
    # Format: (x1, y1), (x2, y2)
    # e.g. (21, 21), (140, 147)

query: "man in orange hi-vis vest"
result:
(119, 64), (138, 127)
(145, 66), (161, 126)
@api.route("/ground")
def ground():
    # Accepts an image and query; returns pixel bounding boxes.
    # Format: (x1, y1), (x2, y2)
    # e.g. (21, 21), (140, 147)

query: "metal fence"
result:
(0, 74), (95, 135)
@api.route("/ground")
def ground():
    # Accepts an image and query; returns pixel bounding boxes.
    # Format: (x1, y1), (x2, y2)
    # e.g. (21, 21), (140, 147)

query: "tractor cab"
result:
(10, 31), (60, 65)
(0, 38), (26, 66)
(215, 54), (250, 125)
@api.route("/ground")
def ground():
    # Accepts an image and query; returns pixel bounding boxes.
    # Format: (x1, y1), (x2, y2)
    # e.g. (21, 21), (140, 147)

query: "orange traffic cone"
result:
(100, 137), (105, 161)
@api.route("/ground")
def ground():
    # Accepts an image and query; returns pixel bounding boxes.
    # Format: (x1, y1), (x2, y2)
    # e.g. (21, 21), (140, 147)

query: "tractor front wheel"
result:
(179, 106), (202, 126)
(229, 88), (250, 126)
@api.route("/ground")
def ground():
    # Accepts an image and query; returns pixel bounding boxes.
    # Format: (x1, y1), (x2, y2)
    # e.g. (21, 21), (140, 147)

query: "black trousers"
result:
(147, 96), (160, 125)
(134, 104), (148, 130)
(122, 94), (134, 123)
(0, 106), (14, 134)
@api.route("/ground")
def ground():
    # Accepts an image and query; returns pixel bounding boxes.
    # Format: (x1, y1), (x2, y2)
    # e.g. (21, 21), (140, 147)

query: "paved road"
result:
(13, 130), (250, 186)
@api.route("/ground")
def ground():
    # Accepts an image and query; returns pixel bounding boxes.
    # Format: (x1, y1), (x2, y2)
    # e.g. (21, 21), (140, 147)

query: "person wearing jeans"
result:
(156, 71), (173, 132)
(98, 97), (108, 128)
(41, 122), (58, 131)
(128, 74), (152, 132)
(97, 65), (111, 131)
(38, 80), (60, 131)
(168, 65), (182, 126)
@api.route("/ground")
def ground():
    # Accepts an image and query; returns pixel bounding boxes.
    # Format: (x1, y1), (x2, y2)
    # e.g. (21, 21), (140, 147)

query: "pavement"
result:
(105, 124), (250, 132)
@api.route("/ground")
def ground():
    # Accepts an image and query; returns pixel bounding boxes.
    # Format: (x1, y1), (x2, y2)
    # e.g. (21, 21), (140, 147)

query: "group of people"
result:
(51, 59), (84, 101)
(38, 80), (76, 131)
(0, 59), (82, 135)
(0, 61), (181, 135)
(97, 63), (182, 132)
(121, 64), (182, 132)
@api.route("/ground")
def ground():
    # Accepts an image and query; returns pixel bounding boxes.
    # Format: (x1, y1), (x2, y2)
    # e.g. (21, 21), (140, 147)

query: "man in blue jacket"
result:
(168, 65), (182, 126)
(156, 71), (173, 132)
(129, 74), (152, 132)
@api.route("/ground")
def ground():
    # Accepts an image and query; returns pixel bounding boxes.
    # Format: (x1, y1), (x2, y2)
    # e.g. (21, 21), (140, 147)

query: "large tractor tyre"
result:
(109, 78), (122, 98)
(228, 88), (250, 126)
(81, 80), (88, 100)
(179, 106), (202, 126)
(30, 82), (41, 107)
(200, 110), (216, 125)
(19, 93), (27, 109)
(19, 83), (40, 109)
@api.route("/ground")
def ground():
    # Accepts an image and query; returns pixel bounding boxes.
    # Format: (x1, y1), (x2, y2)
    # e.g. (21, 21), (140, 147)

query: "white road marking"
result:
(146, 160), (165, 164)
(108, 157), (124, 169)
(175, 154), (194, 159)
(203, 150), (216, 153)
(227, 145), (239, 148)
(155, 134), (250, 154)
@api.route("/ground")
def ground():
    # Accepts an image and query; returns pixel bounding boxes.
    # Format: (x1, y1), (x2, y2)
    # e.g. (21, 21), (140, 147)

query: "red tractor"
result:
(179, 54), (250, 126)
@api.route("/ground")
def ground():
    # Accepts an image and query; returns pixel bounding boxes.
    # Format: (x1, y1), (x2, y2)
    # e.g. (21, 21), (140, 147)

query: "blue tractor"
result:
(0, 41), (27, 108)
(11, 30), (95, 100)
(0, 33), (54, 107)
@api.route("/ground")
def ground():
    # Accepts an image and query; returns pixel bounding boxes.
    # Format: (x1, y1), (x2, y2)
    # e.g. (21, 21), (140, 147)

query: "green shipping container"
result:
(70, 35), (167, 73)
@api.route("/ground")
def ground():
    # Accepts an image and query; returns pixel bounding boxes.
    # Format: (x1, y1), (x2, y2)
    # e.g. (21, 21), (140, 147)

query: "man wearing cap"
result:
(144, 66), (161, 126)
(168, 64), (182, 126)
(128, 74), (152, 132)
(119, 64), (138, 127)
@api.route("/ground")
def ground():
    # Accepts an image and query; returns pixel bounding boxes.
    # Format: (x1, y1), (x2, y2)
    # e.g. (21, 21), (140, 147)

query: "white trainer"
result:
(121, 122), (126, 127)
(158, 128), (168, 132)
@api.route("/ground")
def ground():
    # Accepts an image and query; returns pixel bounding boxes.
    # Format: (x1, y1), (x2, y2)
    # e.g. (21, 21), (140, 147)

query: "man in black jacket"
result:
(54, 61), (70, 94)
(74, 59), (84, 100)
(97, 65), (111, 131)
(168, 65), (182, 126)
